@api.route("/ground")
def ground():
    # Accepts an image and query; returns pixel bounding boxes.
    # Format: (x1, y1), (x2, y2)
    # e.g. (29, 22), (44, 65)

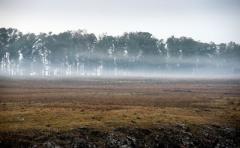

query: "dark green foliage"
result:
(0, 27), (239, 72)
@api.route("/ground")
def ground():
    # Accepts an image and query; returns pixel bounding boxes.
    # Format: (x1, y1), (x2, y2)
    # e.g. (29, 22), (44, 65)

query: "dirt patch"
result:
(0, 125), (239, 147)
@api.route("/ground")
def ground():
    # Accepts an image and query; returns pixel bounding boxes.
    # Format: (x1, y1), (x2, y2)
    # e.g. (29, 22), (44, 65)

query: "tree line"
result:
(0, 27), (240, 76)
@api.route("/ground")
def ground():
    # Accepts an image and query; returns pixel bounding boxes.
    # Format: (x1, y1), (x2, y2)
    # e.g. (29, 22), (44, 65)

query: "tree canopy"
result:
(0, 28), (239, 76)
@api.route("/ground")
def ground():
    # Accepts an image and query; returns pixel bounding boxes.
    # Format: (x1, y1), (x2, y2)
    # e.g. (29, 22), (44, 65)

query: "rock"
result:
(127, 136), (136, 146)
(43, 141), (60, 148)
(71, 138), (95, 148)
(106, 133), (134, 148)
(32, 144), (38, 148)
(120, 144), (130, 148)
(0, 126), (239, 147)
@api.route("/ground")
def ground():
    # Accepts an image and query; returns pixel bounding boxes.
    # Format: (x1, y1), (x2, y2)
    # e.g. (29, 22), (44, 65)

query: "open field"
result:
(0, 77), (240, 147)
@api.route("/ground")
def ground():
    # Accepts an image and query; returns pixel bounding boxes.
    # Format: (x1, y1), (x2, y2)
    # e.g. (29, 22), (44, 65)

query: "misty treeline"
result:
(0, 27), (240, 77)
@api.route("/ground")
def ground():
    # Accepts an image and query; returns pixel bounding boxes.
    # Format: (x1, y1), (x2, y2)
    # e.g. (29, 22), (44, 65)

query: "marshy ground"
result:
(0, 77), (240, 147)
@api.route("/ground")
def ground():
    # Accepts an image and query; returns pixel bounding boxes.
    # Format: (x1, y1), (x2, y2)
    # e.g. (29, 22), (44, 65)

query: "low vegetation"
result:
(0, 77), (240, 147)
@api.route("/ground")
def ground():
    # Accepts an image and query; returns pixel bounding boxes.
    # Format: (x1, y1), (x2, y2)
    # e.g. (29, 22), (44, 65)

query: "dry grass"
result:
(0, 77), (240, 132)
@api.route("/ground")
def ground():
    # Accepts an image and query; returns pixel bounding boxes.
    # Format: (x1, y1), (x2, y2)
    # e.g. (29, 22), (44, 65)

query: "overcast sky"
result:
(0, 0), (240, 43)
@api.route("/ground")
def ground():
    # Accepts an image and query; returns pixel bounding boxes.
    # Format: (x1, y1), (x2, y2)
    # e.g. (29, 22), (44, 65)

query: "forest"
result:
(0, 28), (240, 77)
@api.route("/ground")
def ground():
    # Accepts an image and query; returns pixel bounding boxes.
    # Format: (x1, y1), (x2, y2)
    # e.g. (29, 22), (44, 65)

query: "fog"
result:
(1, 49), (239, 79)
(0, 28), (240, 79)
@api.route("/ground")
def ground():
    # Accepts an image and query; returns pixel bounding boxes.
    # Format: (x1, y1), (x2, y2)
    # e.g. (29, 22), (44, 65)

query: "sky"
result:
(0, 0), (240, 43)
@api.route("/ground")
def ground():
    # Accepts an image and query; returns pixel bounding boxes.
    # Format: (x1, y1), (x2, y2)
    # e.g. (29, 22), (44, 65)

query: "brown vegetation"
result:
(0, 77), (239, 132)
(0, 77), (240, 147)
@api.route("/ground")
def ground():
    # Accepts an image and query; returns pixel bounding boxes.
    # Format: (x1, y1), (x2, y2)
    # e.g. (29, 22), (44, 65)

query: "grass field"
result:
(0, 77), (240, 147)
